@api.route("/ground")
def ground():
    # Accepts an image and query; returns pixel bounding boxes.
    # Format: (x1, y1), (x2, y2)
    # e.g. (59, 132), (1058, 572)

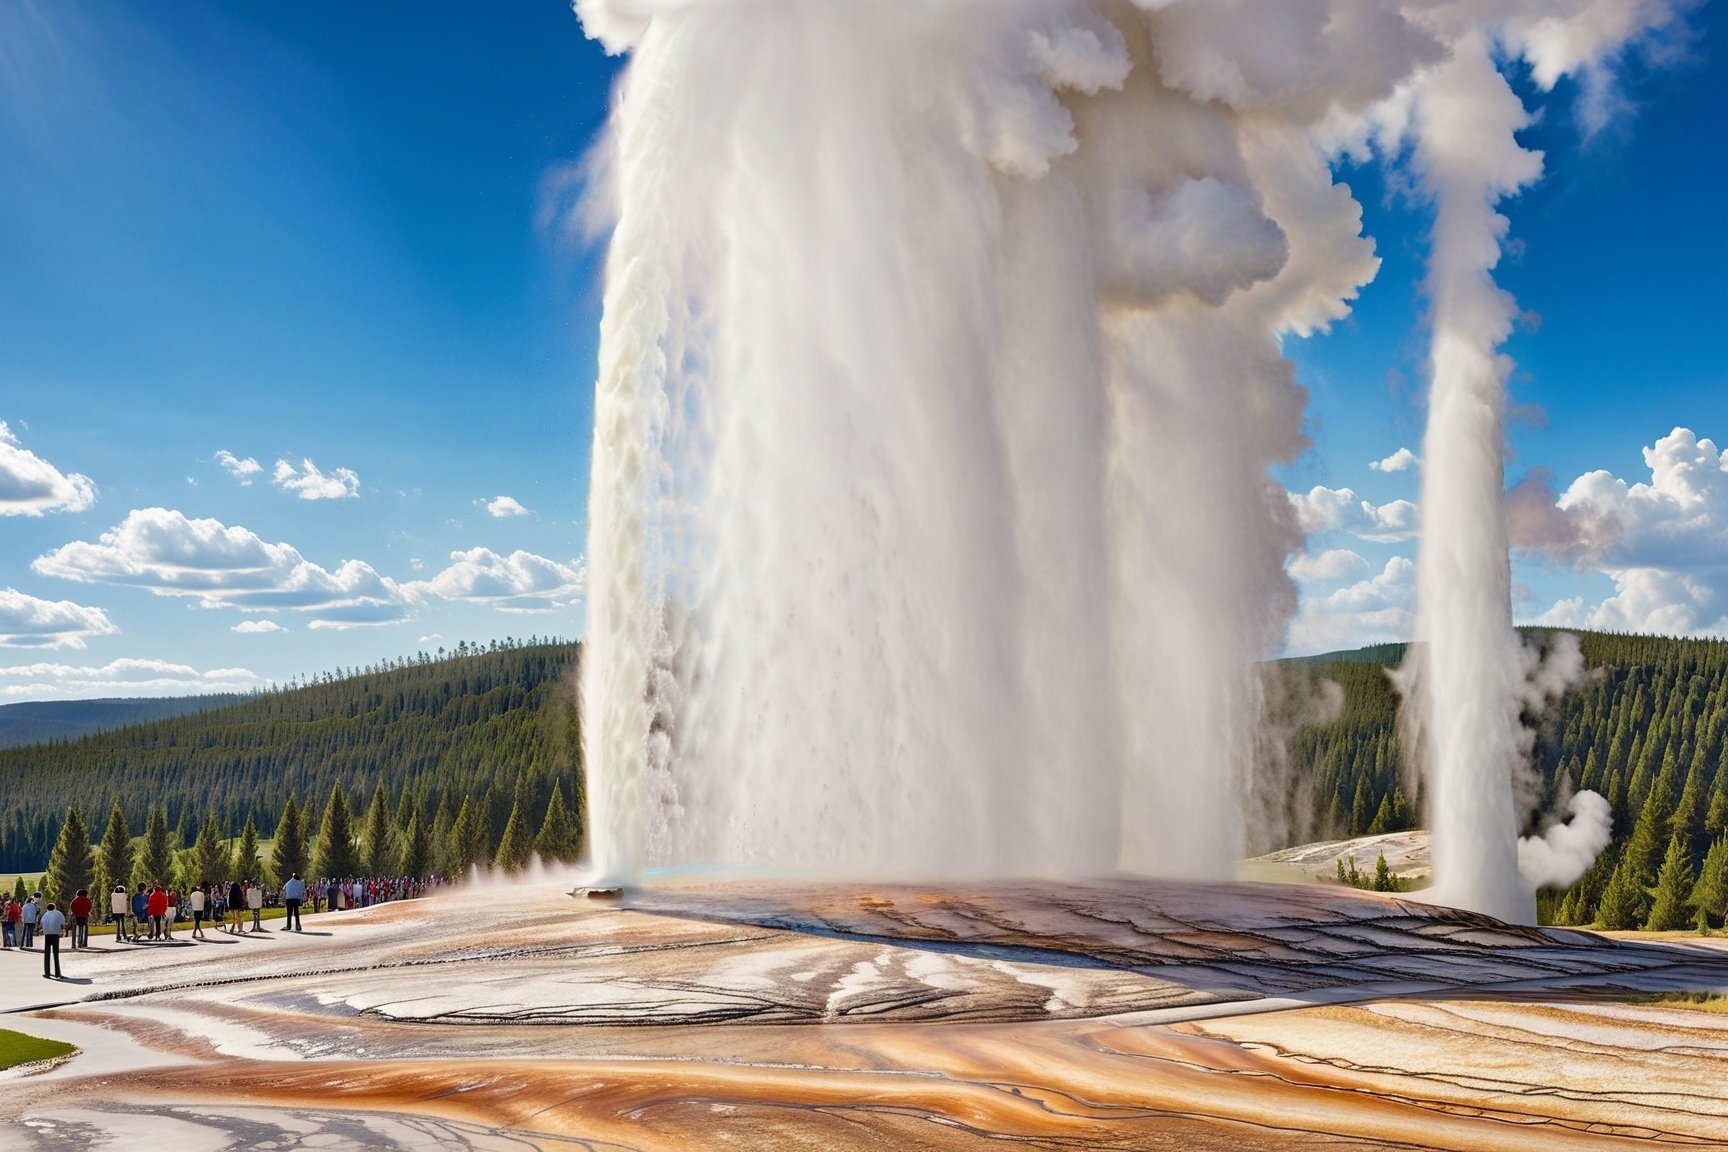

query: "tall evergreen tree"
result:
(135, 804), (173, 886)
(313, 784), (360, 878)
(494, 799), (533, 871)
(534, 781), (580, 862)
(361, 782), (393, 876)
(233, 815), (262, 881)
(1689, 835), (1728, 926)
(447, 797), (488, 875)
(192, 813), (226, 884)
(96, 797), (133, 898)
(1596, 852), (1645, 930)
(397, 813), (432, 879)
(272, 795), (310, 882)
(1645, 831), (1695, 931)
(44, 806), (93, 904)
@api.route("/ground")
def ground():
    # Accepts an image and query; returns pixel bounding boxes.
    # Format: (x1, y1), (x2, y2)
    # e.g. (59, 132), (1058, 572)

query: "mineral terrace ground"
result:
(0, 877), (1724, 1149)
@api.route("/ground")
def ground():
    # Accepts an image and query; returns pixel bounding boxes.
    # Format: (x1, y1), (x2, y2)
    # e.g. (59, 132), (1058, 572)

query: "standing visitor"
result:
(147, 885), (168, 940)
(132, 884), (149, 941)
(282, 873), (304, 931)
(1, 896), (16, 949)
(21, 893), (39, 949)
(189, 883), (208, 939)
(110, 885), (130, 942)
(247, 879), (264, 932)
(69, 889), (92, 950)
(226, 879), (244, 934)
(38, 902), (64, 979)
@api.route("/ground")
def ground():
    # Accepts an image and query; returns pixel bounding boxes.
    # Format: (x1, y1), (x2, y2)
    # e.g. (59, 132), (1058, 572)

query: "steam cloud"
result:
(573, 0), (1686, 898)
(1518, 790), (1614, 892)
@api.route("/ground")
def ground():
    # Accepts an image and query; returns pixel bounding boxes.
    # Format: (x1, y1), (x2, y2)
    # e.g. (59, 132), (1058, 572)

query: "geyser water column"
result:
(573, 0), (1406, 883)
(573, 0), (1676, 894)
(1394, 2), (1682, 922)
(1401, 31), (1543, 925)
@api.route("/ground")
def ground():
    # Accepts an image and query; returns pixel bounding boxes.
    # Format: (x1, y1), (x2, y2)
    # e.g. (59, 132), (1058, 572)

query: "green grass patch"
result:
(0, 1028), (75, 1071)
(1625, 991), (1728, 1014)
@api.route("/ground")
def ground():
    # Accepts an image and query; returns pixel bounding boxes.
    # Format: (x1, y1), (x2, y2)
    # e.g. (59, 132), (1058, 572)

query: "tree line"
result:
(1278, 630), (1728, 930)
(0, 638), (582, 874)
(33, 773), (582, 906)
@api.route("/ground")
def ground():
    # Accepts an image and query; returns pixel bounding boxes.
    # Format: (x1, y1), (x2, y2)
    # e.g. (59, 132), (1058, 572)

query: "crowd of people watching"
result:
(0, 875), (446, 978)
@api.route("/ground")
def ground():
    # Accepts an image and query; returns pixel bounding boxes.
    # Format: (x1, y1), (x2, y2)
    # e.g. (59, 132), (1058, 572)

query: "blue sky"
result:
(0, 2), (1723, 698)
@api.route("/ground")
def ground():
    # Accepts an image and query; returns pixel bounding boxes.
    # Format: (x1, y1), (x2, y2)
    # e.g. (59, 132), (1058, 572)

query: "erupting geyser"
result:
(575, 0), (1675, 913)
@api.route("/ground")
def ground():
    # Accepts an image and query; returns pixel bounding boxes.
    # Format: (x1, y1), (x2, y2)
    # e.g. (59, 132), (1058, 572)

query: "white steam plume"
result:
(573, 0), (1684, 897)
(1394, 3), (1680, 923)
(1518, 790), (1614, 892)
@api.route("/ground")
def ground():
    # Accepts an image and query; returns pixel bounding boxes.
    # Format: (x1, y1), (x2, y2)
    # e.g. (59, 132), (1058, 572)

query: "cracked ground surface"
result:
(0, 878), (1724, 1149)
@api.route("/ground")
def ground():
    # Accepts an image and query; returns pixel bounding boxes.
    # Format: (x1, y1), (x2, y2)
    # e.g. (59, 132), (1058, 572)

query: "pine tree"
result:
(1706, 769), (1728, 837)
(135, 804), (173, 886)
(1689, 835), (1728, 926)
(1645, 831), (1695, 931)
(44, 807), (93, 904)
(1349, 777), (1372, 835)
(494, 800), (533, 871)
(1367, 795), (1394, 836)
(96, 797), (133, 898)
(272, 795), (310, 883)
(192, 813), (226, 885)
(361, 781), (393, 877)
(397, 813), (432, 879)
(313, 784), (360, 878)
(1596, 853), (1645, 930)
(534, 781), (579, 862)
(447, 797), (489, 875)
(233, 815), (262, 881)
(1372, 853), (1392, 892)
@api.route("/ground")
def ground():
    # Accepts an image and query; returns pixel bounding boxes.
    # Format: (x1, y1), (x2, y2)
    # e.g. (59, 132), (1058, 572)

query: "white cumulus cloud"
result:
(32, 507), (412, 629)
(272, 457), (360, 501)
(1369, 447), (1418, 472)
(0, 420), (97, 516)
(232, 619), (288, 634)
(484, 495), (529, 518)
(1288, 548), (1370, 583)
(0, 658), (257, 701)
(1522, 428), (1728, 635)
(215, 450), (263, 485)
(1286, 555), (1415, 655)
(1289, 485), (1418, 541)
(408, 548), (586, 614)
(0, 588), (118, 650)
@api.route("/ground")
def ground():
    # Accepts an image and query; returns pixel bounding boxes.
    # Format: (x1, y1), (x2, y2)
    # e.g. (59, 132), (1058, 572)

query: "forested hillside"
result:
(1281, 630), (1728, 929)
(0, 695), (249, 750)
(0, 639), (582, 876)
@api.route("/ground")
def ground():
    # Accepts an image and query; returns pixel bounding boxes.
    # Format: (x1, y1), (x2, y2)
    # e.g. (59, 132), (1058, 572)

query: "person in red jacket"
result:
(68, 889), (93, 950)
(146, 885), (169, 941)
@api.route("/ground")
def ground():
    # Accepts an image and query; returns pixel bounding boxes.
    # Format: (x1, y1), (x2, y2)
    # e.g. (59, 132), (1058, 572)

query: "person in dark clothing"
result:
(131, 885), (149, 942)
(226, 880), (245, 934)
(282, 873), (305, 931)
(68, 889), (92, 949)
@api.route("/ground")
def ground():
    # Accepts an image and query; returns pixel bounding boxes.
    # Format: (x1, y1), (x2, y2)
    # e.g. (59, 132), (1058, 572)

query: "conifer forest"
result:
(5, 629), (1726, 931)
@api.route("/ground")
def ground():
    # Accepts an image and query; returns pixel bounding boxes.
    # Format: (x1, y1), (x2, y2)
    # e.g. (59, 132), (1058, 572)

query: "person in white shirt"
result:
(110, 885), (131, 942)
(38, 902), (65, 979)
(189, 884), (209, 939)
(247, 880), (265, 932)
